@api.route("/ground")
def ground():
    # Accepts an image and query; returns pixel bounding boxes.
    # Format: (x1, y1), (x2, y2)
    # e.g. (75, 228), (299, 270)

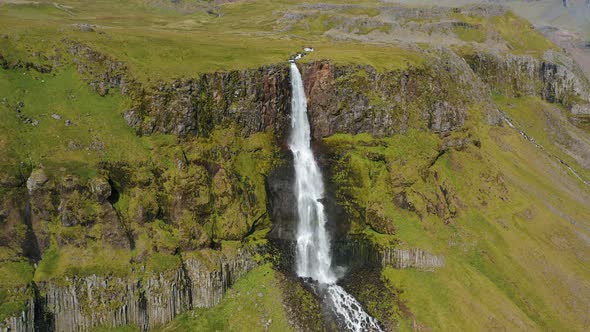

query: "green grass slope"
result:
(159, 264), (292, 332)
(0, 67), (150, 179)
(382, 128), (590, 330)
(0, 0), (557, 82)
(0, 0), (424, 82)
(323, 105), (590, 330)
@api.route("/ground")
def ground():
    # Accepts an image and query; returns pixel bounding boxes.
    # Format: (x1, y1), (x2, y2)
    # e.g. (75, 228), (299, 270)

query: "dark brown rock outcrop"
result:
(123, 66), (292, 138)
(299, 49), (486, 138)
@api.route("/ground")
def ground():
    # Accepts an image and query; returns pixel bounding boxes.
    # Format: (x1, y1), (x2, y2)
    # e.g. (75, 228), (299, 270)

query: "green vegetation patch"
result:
(0, 0), (422, 81)
(146, 252), (182, 274)
(159, 264), (292, 332)
(376, 119), (590, 331)
(319, 104), (589, 331)
(91, 325), (139, 332)
(0, 261), (33, 289)
(0, 260), (34, 321)
(453, 24), (487, 43)
(449, 11), (556, 57)
(323, 130), (442, 238)
(34, 245), (133, 282)
(182, 128), (279, 241)
(0, 67), (150, 179)
(490, 11), (558, 57)
(0, 290), (29, 323)
(494, 95), (590, 183)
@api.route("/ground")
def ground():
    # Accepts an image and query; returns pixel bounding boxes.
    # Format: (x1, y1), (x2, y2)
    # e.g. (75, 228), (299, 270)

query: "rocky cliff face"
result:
(117, 53), (589, 142)
(300, 48), (493, 138)
(464, 50), (590, 119)
(272, 237), (444, 274)
(1, 123), (274, 330)
(2, 248), (256, 332)
(123, 66), (292, 138)
(333, 237), (444, 272)
(380, 248), (444, 271)
(65, 40), (590, 140)
(3, 39), (590, 331)
(66, 40), (292, 138)
(120, 49), (498, 140)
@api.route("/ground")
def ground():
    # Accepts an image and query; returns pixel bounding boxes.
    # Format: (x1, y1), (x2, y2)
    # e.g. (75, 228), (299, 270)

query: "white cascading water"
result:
(289, 62), (382, 332)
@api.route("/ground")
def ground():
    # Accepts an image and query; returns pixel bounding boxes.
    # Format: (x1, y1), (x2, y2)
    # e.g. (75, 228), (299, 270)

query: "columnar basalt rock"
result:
(380, 248), (444, 271)
(463, 50), (590, 116)
(2, 248), (257, 332)
(0, 294), (35, 332)
(276, 237), (444, 274)
(44, 276), (147, 332)
(143, 269), (192, 328)
(184, 248), (257, 308)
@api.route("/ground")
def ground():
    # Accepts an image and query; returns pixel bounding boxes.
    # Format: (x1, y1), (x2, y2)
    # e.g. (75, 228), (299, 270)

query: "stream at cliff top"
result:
(289, 62), (382, 332)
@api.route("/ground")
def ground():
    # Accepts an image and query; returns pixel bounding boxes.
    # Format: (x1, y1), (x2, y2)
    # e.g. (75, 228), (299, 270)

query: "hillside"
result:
(1, 1), (589, 331)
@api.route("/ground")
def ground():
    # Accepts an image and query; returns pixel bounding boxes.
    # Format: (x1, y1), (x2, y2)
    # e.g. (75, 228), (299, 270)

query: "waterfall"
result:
(289, 61), (336, 284)
(289, 62), (382, 332)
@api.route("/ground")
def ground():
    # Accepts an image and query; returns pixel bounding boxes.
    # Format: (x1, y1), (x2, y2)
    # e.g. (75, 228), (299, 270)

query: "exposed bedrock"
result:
(120, 53), (589, 139)
(270, 237), (444, 276)
(122, 65), (293, 138)
(2, 248), (256, 332)
(300, 48), (492, 138)
(65, 40), (590, 138)
(464, 50), (590, 118)
(121, 48), (495, 139)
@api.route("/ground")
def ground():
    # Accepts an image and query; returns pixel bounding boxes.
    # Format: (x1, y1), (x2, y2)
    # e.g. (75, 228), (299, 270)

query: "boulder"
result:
(26, 169), (48, 194)
(89, 177), (112, 203)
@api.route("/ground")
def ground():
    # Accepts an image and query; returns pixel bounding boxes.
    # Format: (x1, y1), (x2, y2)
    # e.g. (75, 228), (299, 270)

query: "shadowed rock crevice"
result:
(106, 179), (120, 205)
(266, 155), (297, 241)
(22, 198), (41, 263)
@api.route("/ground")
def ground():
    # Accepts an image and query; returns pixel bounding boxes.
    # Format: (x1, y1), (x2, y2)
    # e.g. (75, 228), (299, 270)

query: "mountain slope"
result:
(0, 1), (589, 331)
